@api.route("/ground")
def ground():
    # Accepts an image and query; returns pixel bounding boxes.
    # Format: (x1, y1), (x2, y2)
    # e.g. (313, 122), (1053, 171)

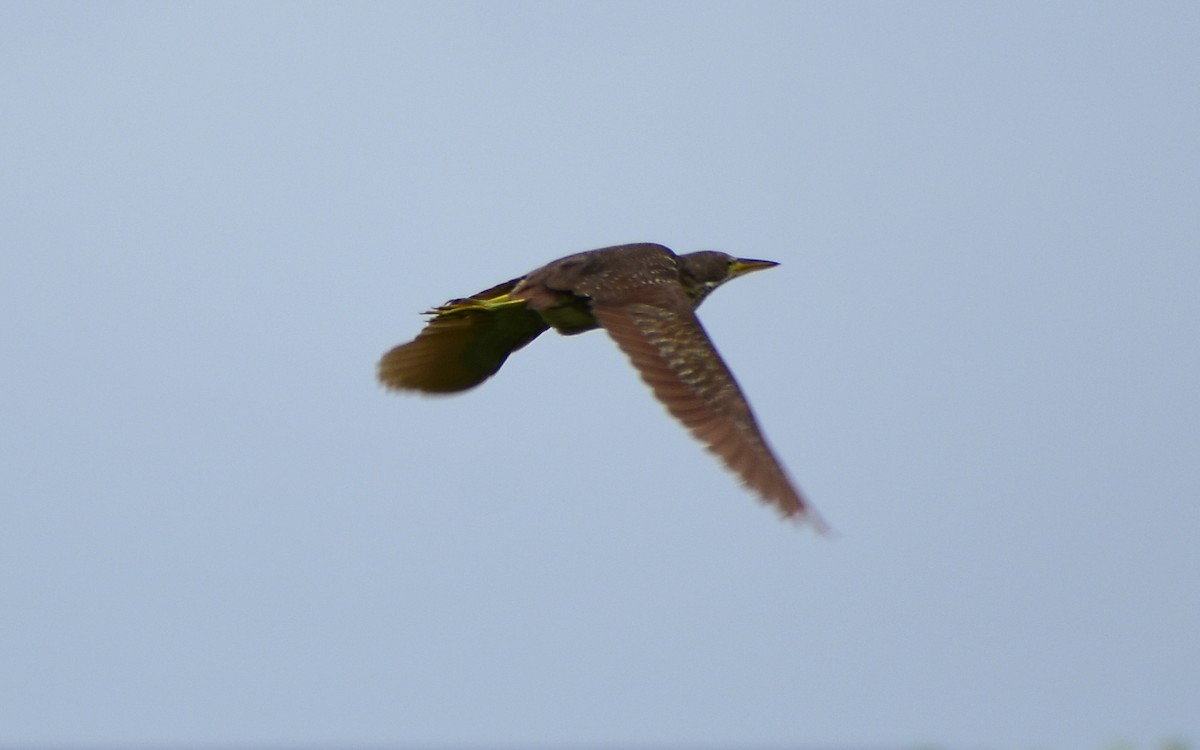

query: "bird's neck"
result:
(682, 278), (724, 309)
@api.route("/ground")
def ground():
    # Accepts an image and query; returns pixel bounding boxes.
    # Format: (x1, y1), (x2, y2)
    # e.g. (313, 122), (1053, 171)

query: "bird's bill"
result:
(729, 258), (780, 276)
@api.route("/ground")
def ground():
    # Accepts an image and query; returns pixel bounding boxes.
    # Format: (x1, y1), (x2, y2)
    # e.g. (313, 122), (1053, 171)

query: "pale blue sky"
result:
(2, 2), (1198, 748)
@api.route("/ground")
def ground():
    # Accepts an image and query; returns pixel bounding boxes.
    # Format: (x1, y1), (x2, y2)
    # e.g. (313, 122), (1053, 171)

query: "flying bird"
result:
(378, 242), (825, 529)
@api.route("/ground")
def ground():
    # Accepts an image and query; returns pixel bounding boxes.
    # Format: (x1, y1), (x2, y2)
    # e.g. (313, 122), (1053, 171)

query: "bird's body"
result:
(378, 242), (824, 529)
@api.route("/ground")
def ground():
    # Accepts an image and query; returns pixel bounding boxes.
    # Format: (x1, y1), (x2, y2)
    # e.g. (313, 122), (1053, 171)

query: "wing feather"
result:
(378, 289), (548, 394)
(593, 297), (824, 528)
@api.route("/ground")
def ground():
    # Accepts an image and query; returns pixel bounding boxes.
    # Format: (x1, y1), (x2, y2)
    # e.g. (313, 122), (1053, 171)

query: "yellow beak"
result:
(729, 258), (780, 277)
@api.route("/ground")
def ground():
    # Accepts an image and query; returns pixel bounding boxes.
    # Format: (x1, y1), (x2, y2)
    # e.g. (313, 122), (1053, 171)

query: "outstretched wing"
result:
(378, 279), (548, 394)
(591, 289), (824, 528)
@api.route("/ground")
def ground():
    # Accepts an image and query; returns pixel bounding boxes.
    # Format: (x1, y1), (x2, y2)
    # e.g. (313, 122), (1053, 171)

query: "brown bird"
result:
(378, 242), (825, 529)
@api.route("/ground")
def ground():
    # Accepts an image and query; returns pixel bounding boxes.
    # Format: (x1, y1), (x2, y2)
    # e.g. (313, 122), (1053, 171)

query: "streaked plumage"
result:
(378, 242), (825, 529)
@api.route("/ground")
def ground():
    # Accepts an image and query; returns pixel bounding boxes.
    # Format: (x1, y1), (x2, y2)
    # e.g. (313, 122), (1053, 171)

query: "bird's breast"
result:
(512, 279), (599, 335)
(538, 298), (597, 335)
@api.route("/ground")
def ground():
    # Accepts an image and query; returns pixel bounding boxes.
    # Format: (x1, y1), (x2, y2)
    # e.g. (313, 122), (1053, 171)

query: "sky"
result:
(2, 2), (1198, 748)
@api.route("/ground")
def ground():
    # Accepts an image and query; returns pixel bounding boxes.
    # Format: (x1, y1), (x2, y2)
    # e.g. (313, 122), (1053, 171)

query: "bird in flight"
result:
(378, 242), (825, 529)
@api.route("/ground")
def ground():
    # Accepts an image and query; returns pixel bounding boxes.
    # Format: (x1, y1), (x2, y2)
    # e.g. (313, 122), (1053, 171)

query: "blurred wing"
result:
(592, 295), (824, 527)
(378, 281), (548, 394)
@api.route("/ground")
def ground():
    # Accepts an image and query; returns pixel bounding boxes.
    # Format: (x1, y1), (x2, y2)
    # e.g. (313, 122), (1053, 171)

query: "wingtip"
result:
(792, 507), (833, 535)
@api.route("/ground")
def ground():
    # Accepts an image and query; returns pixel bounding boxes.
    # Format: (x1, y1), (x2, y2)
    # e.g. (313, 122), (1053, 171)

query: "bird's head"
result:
(678, 251), (779, 306)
